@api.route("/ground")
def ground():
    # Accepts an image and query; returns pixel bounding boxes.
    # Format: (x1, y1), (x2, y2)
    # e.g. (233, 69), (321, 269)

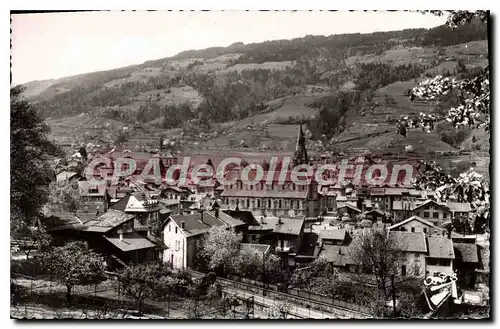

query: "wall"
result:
(394, 220), (446, 235)
(425, 260), (454, 276)
(401, 252), (426, 277)
(162, 219), (186, 269)
(413, 204), (451, 225)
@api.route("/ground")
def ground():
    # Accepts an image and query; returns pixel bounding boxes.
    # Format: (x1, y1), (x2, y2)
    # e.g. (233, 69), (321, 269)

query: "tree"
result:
(413, 161), (489, 233)
(117, 263), (172, 314)
(290, 257), (334, 294)
(266, 300), (292, 319)
(46, 181), (82, 213)
(199, 226), (243, 276)
(41, 241), (105, 303)
(11, 86), (61, 238)
(78, 146), (88, 161)
(350, 230), (405, 301)
(399, 11), (489, 134)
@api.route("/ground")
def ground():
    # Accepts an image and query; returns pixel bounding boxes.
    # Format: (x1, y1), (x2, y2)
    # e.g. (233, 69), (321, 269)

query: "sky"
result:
(10, 11), (447, 85)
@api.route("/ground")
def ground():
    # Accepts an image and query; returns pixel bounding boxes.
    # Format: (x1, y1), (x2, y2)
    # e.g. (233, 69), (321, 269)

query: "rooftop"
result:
(105, 232), (156, 252)
(319, 229), (346, 241)
(389, 231), (428, 253)
(454, 243), (479, 263)
(427, 235), (455, 259)
(82, 210), (135, 233)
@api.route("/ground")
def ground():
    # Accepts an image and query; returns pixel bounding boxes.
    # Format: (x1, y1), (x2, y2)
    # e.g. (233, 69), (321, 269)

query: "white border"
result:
(2, 1), (498, 328)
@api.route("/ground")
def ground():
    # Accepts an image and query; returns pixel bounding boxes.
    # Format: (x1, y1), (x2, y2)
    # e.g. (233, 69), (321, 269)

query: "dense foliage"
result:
(11, 86), (61, 237)
(41, 241), (106, 303)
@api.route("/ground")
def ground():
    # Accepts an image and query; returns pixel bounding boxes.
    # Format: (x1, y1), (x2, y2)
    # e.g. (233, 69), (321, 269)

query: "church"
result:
(220, 124), (320, 219)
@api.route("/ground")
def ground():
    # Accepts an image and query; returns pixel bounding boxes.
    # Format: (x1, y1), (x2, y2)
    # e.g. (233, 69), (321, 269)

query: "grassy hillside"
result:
(16, 21), (488, 157)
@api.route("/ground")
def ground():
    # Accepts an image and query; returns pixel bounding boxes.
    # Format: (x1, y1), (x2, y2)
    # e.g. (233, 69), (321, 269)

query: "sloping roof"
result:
(389, 231), (428, 253)
(272, 217), (305, 236)
(223, 210), (260, 226)
(45, 212), (84, 231)
(388, 215), (438, 231)
(169, 211), (244, 238)
(319, 229), (346, 241)
(427, 235), (455, 259)
(239, 243), (270, 255)
(82, 210), (135, 233)
(215, 211), (247, 227)
(364, 209), (385, 216)
(446, 202), (472, 213)
(319, 245), (346, 266)
(337, 204), (362, 213)
(454, 243), (479, 263)
(383, 188), (409, 196)
(412, 199), (450, 212)
(105, 232), (155, 252)
(56, 171), (78, 182)
(78, 181), (107, 196)
(111, 193), (161, 212)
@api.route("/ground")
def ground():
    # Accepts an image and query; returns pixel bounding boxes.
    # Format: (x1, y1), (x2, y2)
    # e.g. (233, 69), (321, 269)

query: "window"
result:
(278, 199), (282, 209)
(169, 225), (171, 232)
(423, 212), (430, 218)
(175, 227), (178, 234)
(433, 212), (439, 219)
(423, 228), (427, 234)
(268, 199), (272, 208)
(411, 227), (415, 233)
(251, 235), (257, 242)
(414, 254), (420, 262)
(401, 265), (407, 277)
(443, 213), (448, 219)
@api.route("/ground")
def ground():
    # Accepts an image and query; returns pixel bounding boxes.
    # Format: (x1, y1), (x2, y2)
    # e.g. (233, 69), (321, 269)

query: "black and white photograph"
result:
(9, 9), (491, 319)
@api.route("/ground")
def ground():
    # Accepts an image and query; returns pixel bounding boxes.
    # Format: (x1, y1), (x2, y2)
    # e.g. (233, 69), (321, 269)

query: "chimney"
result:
(181, 221), (186, 230)
(212, 200), (220, 218)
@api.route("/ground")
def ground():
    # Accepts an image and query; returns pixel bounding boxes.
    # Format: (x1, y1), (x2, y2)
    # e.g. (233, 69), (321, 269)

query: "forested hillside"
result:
(21, 18), (488, 156)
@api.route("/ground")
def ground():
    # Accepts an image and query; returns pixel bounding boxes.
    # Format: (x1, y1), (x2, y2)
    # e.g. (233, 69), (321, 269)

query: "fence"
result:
(187, 270), (371, 316)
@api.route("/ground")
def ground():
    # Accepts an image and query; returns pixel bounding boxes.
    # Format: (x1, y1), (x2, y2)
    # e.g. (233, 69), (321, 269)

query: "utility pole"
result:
(391, 275), (397, 316)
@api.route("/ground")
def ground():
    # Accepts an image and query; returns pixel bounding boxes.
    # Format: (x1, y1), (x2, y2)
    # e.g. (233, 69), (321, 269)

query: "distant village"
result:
(45, 125), (489, 314)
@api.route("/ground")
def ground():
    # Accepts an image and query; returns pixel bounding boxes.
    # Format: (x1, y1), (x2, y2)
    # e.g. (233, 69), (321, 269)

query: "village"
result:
(10, 124), (490, 319)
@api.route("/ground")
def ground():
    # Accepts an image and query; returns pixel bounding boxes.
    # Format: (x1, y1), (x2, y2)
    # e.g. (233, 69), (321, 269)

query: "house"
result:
(410, 200), (452, 226)
(160, 185), (191, 201)
(425, 235), (455, 277)
(248, 216), (305, 266)
(446, 202), (473, 219)
(319, 228), (347, 246)
(223, 209), (260, 242)
(220, 126), (321, 218)
(387, 215), (446, 236)
(161, 209), (246, 270)
(48, 209), (157, 268)
(239, 243), (271, 258)
(56, 170), (81, 184)
(294, 232), (321, 264)
(110, 192), (165, 239)
(389, 231), (428, 277)
(78, 181), (108, 214)
(336, 204), (362, 218)
(453, 242), (480, 288)
(363, 209), (388, 223)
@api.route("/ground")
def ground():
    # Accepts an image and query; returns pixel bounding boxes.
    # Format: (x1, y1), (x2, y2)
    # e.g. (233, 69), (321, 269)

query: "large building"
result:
(220, 125), (320, 218)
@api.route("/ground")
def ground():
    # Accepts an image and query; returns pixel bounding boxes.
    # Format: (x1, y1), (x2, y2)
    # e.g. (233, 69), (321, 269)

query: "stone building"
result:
(220, 125), (320, 218)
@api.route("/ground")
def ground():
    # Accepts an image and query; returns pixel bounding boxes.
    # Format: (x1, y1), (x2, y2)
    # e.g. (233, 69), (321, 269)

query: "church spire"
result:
(293, 123), (309, 166)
